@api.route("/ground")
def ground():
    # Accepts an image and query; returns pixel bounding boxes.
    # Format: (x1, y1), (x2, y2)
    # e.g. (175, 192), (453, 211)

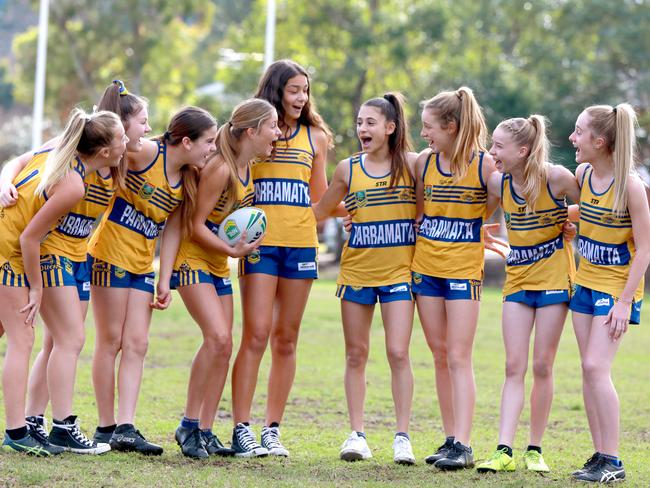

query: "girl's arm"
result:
(605, 176), (650, 341)
(154, 207), (181, 310)
(414, 151), (429, 223)
(484, 170), (508, 258)
(19, 172), (85, 326)
(312, 158), (350, 221)
(481, 152), (498, 218)
(549, 164), (581, 204)
(191, 162), (262, 258)
(308, 127), (330, 204)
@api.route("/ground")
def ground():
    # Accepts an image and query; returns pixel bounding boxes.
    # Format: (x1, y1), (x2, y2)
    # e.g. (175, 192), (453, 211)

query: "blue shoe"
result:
(231, 423), (268, 458)
(2, 431), (63, 456)
(201, 430), (235, 457)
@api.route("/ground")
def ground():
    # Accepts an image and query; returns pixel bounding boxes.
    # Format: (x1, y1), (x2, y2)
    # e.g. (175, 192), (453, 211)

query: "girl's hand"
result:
(483, 223), (509, 258)
(342, 215), (352, 233)
(151, 281), (172, 310)
(231, 231), (264, 258)
(0, 182), (18, 207)
(20, 287), (42, 327)
(604, 300), (631, 341)
(413, 215), (423, 234)
(562, 220), (577, 241)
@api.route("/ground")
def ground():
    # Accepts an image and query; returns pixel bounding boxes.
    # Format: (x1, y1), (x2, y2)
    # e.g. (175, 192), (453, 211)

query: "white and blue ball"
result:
(217, 206), (267, 246)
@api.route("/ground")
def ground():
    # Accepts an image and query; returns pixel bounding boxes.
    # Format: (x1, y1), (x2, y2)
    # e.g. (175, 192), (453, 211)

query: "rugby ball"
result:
(217, 206), (267, 246)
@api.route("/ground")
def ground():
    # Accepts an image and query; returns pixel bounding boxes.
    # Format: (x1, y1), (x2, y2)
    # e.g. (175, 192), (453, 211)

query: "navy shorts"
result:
(238, 246), (318, 279)
(335, 282), (413, 305)
(170, 268), (233, 296)
(504, 289), (570, 308)
(570, 285), (642, 325)
(411, 272), (482, 301)
(90, 258), (155, 294)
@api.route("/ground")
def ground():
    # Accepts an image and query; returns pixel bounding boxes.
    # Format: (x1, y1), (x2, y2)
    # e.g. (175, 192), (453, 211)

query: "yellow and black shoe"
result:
(477, 447), (515, 473)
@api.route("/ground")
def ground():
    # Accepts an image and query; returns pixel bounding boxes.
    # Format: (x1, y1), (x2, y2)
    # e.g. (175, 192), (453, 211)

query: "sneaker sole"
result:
(477, 466), (514, 473)
(234, 449), (269, 458)
(60, 444), (111, 455)
(394, 457), (416, 465)
(267, 447), (289, 457)
(436, 462), (475, 471)
(2, 444), (52, 457)
(109, 443), (163, 456)
(210, 448), (236, 457)
(340, 450), (371, 462)
(425, 455), (444, 465)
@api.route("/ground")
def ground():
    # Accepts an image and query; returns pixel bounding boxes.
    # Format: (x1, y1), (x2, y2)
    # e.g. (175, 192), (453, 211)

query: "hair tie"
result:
(456, 91), (462, 100)
(613, 107), (617, 115)
(113, 79), (130, 96)
(163, 131), (170, 140)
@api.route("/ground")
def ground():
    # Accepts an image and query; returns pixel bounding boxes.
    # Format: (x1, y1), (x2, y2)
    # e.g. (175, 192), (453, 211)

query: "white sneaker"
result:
(393, 435), (415, 465)
(340, 431), (372, 461)
(261, 426), (289, 457)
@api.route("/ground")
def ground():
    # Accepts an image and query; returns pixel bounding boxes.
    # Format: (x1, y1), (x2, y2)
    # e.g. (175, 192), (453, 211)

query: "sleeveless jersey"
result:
(575, 166), (644, 301)
(501, 173), (573, 296)
(174, 166), (255, 277)
(88, 141), (183, 274)
(41, 168), (114, 262)
(337, 154), (416, 287)
(0, 150), (85, 274)
(411, 152), (487, 280)
(251, 123), (317, 247)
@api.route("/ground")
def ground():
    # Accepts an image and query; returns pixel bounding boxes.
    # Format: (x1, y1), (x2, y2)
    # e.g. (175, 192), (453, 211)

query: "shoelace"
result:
(262, 428), (282, 448)
(581, 453), (598, 469)
(27, 418), (49, 442)
(237, 426), (259, 450)
(487, 447), (509, 462)
(69, 423), (94, 447)
(524, 450), (541, 463)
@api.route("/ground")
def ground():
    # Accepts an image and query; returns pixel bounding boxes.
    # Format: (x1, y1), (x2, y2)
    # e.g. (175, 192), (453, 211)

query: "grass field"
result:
(0, 281), (648, 487)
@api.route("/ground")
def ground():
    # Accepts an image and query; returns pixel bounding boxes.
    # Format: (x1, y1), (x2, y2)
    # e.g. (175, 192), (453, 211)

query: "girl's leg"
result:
(581, 316), (622, 457)
(572, 311), (602, 452)
(379, 299), (414, 433)
(444, 299), (480, 446)
(498, 301), (535, 447)
(177, 285), (233, 427)
(341, 300), (374, 432)
(529, 303), (567, 446)
(416, 295), (455, 436)
(91, 285), (129, 427)
(39, 287), (85, 420)
(0, 286), (34, 429)
(232, 273), (278, 424)
(265, 278), (313, 425)
(115, 288), (153, 425)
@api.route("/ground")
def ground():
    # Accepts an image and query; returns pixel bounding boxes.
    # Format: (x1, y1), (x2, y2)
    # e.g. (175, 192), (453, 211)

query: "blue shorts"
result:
(90, 258), (155, 294)
(335, 282), (413, 305)
(170, 267), (233, 296)
(411, 272), (482, 301)
(238, 246), (318, 279)
(1, 255), (91, 301)
(504, 289), (570, 308)
(570, 285), (642, 325)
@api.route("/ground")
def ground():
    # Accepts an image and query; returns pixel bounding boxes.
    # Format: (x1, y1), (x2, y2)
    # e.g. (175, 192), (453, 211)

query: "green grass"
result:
(1, 282), (649, 487)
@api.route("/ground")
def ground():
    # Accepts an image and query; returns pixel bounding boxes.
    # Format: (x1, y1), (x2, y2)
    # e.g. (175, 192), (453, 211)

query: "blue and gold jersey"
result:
(0, 150), (85, 274)
(338, 154), (416, 287)
(174, 166), (255, 277)
(251, 123), (317, 247)
(41, 167), (114, 262)
(88, 141), (183, 274)
(411, 152), (487, 280)
(575, 165), (643, 301)
(501, 173), (573, 296)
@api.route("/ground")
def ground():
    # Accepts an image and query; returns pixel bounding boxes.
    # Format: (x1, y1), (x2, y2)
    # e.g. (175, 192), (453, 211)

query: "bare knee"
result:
(505, 357), (527, 379)
(429, 341), (449, 369)
(447, 348), (472, 373)
(532, 358), (553, 380)
(270, 331), (298, 358)
(386, 347), (410, 370)
(122, 338), (149, 359)
(346, 344), (368, 370)
(242, 328), (270, 356)
(53, 331), (86, 357)
(582, 358), (607, 384)
(7, 326), (35, 352)
(204, 330), (232, 360)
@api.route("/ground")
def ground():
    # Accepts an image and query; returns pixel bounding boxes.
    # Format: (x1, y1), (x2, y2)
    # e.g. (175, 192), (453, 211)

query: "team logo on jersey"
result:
(601, 213), (616, 225)
(424, 185), (433, 202)
(223, 219), (241, 240)
(398, 189), (411, 201)
(247, 250), (261, 264)
(92, 260), (108, 272)
(355, 190), (367, 208)
(138, 182), (156, 200)
(114, 267), (126, 279)
(179, 262), (192, 272)
(504, 212), (511, 230)
(460, 191), (475, 202)
(412, 272), (422, 285)
(1, 261), (13, 272)
(470, 279), (481, 287)
(539, 215), (554, 226)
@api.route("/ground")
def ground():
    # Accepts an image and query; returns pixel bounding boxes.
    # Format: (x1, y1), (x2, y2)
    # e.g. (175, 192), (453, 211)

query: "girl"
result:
(410, 87), (497, 470)
(160, 99), (278, 459)
(87, 106), (218, 455)
(231, 59), (331, 457)
(568, 104), (649, 483)
(0, 108), (126, 455)
(0, 80), (152, 446)
(313, 93), (418, 464)
(476, 116), (580, 474)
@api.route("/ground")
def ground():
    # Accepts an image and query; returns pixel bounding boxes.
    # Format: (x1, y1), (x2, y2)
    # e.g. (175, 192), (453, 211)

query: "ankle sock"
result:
(601, 453), (622, 466)
(181, 417), (199, 430)
(97, 424), (116, 434)
(6, 426), (28, 440)
(526, 444), (542, 454)
(497, 444), (513, 457)
(269, 422), (280, 428)
(395, 431), (410, 440)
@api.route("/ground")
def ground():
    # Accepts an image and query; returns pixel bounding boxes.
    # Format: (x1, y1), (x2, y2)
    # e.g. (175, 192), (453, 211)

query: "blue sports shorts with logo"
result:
(411, 272), (482, 301)
(335, 282), (413, 305)
(238, 245), (318, 279)
(1, 255), (91, 301)
(504, 289), (570, 308)
(569, 284), (641, 325)
(170, 267), (233, 296)
(90, 257), (155, 294)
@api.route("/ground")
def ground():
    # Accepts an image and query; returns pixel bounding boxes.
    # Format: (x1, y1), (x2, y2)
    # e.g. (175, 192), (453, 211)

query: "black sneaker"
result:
(425, 437), (454, 464)
(2, 430), (64, 456)
(93, 427), (114, 444)
(175, 425), (208, 459)
(109, 424), (163, 456)
(434, 441), (474, 470)
(572, 455), (625, 483)
(231, 423), (268, 457)
(571, 452), (601, 476)
(49, 416), (111, 455)
(25, 416), (50, 445)
(201, 430), (235, 457)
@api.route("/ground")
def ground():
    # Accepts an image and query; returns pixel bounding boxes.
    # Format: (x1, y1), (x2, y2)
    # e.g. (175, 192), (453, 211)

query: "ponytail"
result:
(585, 103), (637, 215)
(36, 108), (121, 197)
(362, 92), (413, 187)
(422, 86), (487, 180)
(496, 114), (550, 213)
(180, 165), (200, 239)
